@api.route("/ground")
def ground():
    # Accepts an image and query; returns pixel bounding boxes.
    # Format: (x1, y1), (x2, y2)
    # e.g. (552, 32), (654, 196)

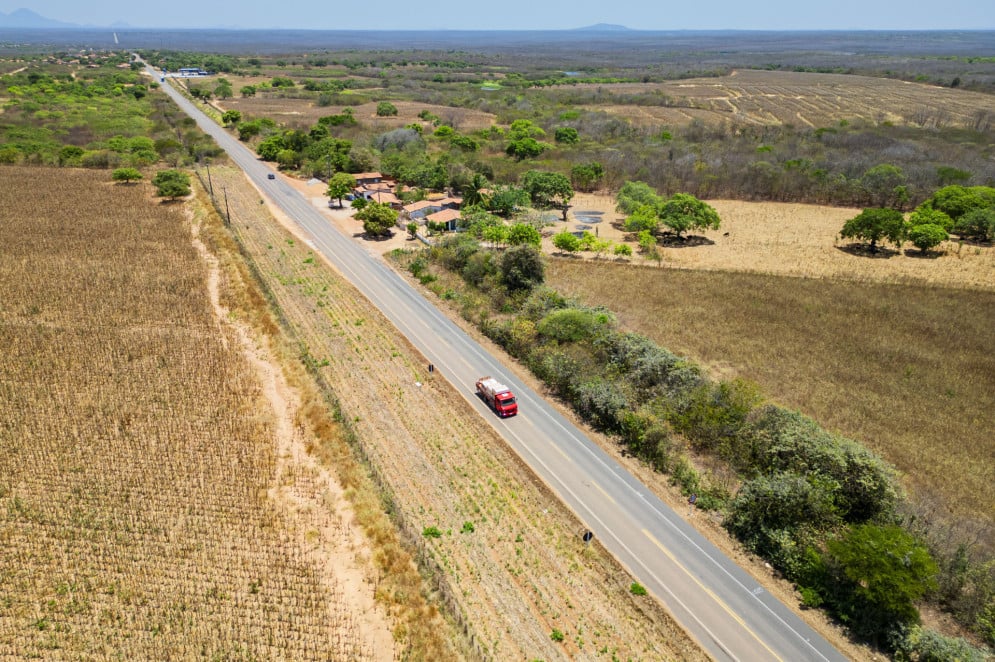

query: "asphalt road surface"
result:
(147, 61), (848, 662)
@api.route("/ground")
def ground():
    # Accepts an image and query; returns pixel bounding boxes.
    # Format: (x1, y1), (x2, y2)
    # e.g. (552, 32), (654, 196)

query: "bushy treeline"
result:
(0, 62), (219, 168)
(406, 235), (994, 658)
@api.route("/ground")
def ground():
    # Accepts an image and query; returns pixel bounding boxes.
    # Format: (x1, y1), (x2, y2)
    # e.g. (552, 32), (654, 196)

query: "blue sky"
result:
(4, 0), (995, 31)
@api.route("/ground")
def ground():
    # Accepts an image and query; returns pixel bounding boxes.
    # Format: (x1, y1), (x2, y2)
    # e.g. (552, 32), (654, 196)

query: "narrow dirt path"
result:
(189, 209), (396, 661)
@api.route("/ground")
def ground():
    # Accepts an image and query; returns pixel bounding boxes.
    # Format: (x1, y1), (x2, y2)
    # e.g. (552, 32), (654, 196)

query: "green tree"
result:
(659, 193), (721, 238)
(821, 524), (938, 641)
(907, 224), (948, 254)
(840, 207), (906, 252)
(488, 185), (529, 217)
(953, 207), (995, 242)
(570, 161), (604, 192)
(613, 243), (633, 258)
(355, 201), (397, 236)
(925, 185), (995, 221)
(111, 167), (143, 184)
(507, 223), (542, 248)
(616, 180), (662, 215)
(376, 101), (398, 117)
(151, 169), (191, 200)
(221, 110), (242, 126)
(500, 245), (545, 291)
(521, 170), (574, 219)
(406, 221), (419, 238)
(239, 85), (256, 97)
(462, 173), (491, 208)
(623, 204), (661, 234)
(214, 79), (233, 99)
(506, 137), (548, 161)
(326, 171), (356, 208)
(552, 230), (581, 254)
(554, 126), (580, 144)
(908, 205), (952, 231)
(862, 164), (908, 209)
(481, 223), (510, 247)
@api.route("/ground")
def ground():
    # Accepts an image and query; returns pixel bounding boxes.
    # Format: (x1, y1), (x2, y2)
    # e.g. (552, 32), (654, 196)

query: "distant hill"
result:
(0, 8), (78, 28)
(573, 23), (632, 32)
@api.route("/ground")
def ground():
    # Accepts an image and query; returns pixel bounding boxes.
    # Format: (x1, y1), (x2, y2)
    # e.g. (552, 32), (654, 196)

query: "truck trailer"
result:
(475, 376), (518, 417)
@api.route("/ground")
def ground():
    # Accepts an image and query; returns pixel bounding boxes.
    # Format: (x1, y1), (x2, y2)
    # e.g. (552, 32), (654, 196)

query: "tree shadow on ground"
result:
(903, 248), (944, 259)
(658, 234), (715, 248)
(836, 243), (900, 259)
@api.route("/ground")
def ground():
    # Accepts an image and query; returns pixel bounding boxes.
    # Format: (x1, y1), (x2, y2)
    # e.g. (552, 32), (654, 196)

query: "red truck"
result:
(476, 376), (518, 417)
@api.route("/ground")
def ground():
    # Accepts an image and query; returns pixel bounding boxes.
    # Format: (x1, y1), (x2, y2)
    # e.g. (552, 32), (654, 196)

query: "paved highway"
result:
(148, 62), (848, 662)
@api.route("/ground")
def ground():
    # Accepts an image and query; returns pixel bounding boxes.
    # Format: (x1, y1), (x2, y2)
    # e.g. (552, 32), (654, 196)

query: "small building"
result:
(352, 172), (384, 187)
(425, 208), (461, 232)
(402, 199), (445, 220)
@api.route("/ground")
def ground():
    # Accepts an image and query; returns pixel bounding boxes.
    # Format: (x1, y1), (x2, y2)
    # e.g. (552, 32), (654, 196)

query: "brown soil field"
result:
(0, 166), (397, 659)
(220, 93), (496, 132)
(545, 192), (995, 290)
(212, 166), (710, 661)
(580, 69), (995, 128)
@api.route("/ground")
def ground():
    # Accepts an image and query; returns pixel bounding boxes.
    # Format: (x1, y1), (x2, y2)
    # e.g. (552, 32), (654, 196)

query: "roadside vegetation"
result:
(3, 36), (994, 660)
(391, 230), (993, 658)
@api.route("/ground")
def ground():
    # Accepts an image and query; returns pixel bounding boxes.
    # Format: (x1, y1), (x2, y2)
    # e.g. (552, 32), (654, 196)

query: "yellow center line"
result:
(643, 528), (784, 662)
(590, 480), (616, 505)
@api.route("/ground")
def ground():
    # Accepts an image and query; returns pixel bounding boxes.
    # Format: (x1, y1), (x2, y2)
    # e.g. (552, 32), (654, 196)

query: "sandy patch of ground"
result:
(191, 201), (396, 660)
(545, 192), (994, 290)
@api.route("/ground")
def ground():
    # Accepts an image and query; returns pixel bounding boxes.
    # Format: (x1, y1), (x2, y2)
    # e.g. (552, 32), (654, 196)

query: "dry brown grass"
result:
(220, 92), (496, 132)
(0, 166), (386, 658)
(546, 259), (995, 548)
(209, 165), (706, 661)
(578, 69), (995, 128)
(547, 193), (995, 290)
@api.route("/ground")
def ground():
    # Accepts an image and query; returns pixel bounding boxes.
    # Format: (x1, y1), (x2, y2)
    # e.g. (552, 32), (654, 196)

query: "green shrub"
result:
(422, 526), (443, 538)
(669, 379), (761, 453)
(572, 378), (629, 432)
(743, 406), (899, 523)
(630, 582), (647, 596)
(550, 629), (565, 642)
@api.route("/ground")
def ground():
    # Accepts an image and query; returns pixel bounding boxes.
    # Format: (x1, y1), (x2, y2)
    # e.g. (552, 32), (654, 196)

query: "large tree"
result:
(111, 167), (143, 184)
(354, 201), (397, 237)
(151, 169), (191, 200)
(821, 524), (937, 641)
(521, 170), (573, 219)
(615, 180), (662, 216)
(659, 193), (721, 238)
(840, 207), (906, 252)
(326, 172), (356, 208)
(500, 244), (544, 291)
(907, 223), (948, 254)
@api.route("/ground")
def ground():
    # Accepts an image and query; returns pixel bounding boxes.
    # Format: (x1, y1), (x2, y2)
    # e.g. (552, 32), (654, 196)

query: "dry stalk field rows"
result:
(0, 166), (393, 660)
(582, 69), (995, 128)
(209, 165), (706, 661)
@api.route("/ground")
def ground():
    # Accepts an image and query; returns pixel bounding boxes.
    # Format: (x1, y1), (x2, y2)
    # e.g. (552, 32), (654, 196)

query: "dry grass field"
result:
(548, 193), (995, 290)
(580, 69), (995, 128)
(210, 165), (708, 661)
(220, 93), (496, 132)
(543, 193), (995, 549)
(0, 166), (407, 658)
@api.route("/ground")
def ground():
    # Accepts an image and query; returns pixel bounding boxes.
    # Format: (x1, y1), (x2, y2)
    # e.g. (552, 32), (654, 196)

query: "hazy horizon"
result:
(3, 1), (994, 31)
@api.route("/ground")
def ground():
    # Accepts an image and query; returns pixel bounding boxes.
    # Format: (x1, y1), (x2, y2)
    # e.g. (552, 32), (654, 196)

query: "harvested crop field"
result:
(0, 166), (396, 659)
(581, 69), (995, 128)
(207, 165), (707, 661)
(220, 94), (496, 132)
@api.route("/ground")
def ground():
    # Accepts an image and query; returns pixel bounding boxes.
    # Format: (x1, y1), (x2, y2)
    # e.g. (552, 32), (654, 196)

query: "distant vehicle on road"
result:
(476, 376), (518, 417)
(267, 173), (276, 180)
